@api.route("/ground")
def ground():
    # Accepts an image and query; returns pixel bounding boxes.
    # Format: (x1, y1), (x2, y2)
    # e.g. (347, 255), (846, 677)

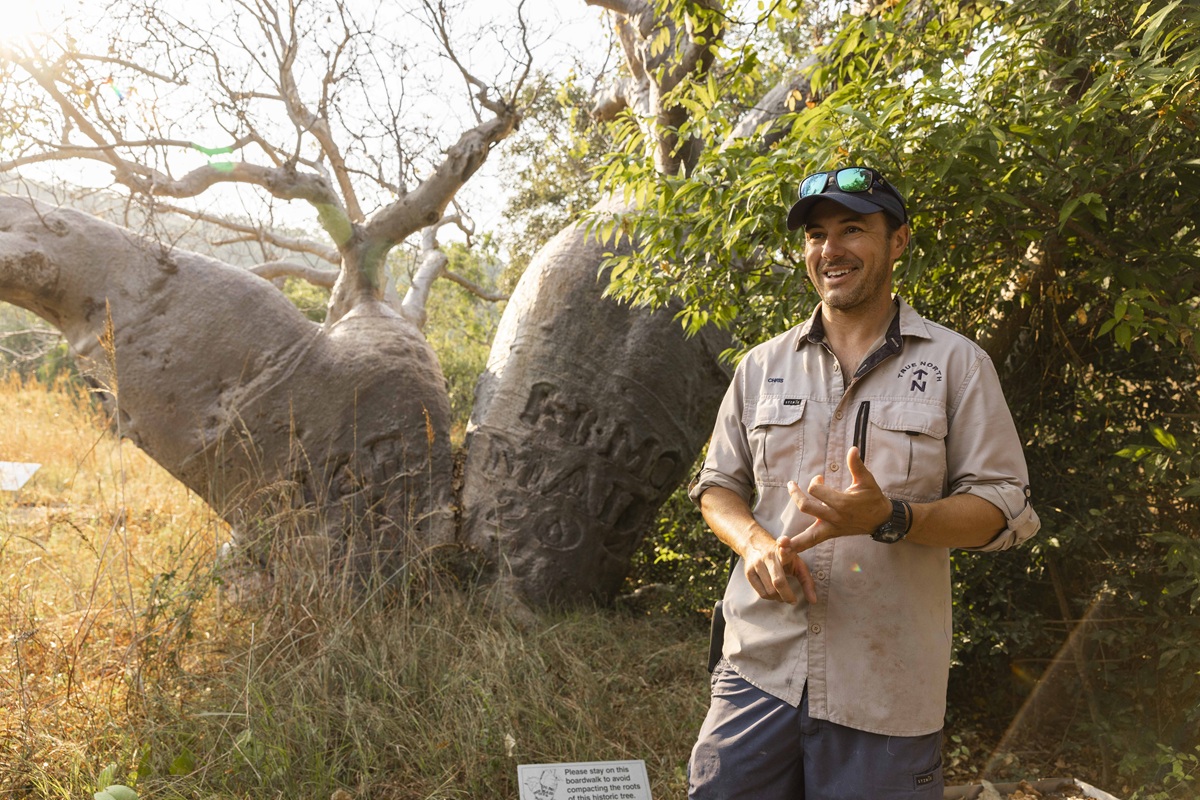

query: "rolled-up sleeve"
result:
(947, 354), (1041, 552)
(688, 363), (756, 507)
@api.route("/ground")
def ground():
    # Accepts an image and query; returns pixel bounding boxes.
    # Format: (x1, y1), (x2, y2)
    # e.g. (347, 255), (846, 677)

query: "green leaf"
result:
(96, 763), (119, 791)
(95, 787), (138, 800)
(1115, 323), (1133, 349)
(1152, 426), (1178, 450)
(169, 749), (195, 776)
(1058, 197), (1082, 227)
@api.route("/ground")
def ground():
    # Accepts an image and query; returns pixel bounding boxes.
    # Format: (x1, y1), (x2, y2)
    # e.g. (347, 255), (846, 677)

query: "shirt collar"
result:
(794, 296), (932, 351)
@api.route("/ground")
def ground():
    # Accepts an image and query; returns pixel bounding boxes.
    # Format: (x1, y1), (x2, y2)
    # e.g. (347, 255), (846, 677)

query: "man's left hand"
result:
(783, 446), (892, 553)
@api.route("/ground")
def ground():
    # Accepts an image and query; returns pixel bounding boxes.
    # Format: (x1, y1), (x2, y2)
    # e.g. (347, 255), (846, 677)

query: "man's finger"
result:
(765, 554), (798, 604)
(746, 552), (796, 604)
(788, 479), (833, 519)
(786, 518), (829, 553)
(846, 446), (878, 489)
(789, 557), (818, 605)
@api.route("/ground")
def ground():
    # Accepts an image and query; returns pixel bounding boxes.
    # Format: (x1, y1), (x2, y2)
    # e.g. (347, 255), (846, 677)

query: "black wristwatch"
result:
(871, 498), (912, 544)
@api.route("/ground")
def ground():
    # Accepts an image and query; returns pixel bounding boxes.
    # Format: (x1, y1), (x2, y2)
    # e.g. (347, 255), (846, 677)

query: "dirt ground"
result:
(945, 778), (1119, 800)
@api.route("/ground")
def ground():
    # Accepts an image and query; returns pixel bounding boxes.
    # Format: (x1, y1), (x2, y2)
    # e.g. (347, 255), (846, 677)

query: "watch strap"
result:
(872, 498), (912, 543)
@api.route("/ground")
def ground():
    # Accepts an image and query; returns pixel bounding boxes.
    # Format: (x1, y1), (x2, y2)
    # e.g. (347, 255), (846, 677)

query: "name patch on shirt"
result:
(783, 398), (803, 406)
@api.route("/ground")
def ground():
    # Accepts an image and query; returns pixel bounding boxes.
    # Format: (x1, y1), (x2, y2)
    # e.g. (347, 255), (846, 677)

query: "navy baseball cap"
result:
(786, 167), (908, 231)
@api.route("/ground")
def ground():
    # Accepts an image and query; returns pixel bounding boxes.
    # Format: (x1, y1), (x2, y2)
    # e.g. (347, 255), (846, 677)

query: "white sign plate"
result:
(518, 760), (652, 800)
(0, 461), (41, 491)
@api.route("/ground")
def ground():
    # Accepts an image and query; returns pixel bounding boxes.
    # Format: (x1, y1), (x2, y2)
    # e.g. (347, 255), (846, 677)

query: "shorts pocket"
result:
(912, 756), (943, 796)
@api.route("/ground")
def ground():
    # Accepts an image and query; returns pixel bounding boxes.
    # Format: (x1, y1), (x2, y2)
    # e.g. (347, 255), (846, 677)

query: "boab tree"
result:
(0, 0), (528, 575)
(0, 0), (747, 605)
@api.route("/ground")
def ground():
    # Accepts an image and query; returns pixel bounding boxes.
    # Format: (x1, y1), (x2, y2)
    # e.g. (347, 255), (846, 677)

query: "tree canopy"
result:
(598, 0), (1200, 788)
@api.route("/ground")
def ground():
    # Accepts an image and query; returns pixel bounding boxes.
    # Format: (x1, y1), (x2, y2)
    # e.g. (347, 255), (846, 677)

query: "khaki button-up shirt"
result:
(690, 298), (1040, 736)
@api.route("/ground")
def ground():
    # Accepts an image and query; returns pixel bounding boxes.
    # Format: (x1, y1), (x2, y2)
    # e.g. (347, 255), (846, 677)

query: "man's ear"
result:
(891, 223), (911, 260)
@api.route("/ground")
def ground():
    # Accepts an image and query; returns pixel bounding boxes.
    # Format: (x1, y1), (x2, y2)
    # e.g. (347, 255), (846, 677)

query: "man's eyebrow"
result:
(805, 213), (869, 232)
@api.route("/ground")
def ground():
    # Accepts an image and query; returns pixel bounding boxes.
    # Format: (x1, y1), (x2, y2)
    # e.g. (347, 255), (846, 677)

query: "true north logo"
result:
(767, 377), (784, 383)
(783, 398), (802, 406)
(896, 361), (944, 393)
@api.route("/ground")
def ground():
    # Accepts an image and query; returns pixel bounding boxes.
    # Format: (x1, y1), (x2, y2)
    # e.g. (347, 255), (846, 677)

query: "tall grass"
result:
(0, 375), (710, 799)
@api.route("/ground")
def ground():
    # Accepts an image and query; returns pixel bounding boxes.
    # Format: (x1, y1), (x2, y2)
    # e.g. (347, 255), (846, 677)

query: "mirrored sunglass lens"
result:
(800, 173), (828, 197)
(836, 168), (873, 192)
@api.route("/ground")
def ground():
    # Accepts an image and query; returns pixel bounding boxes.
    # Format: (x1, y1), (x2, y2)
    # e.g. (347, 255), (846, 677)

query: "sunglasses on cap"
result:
(786, 166), (908, 230)
(800, 167), (890, 199)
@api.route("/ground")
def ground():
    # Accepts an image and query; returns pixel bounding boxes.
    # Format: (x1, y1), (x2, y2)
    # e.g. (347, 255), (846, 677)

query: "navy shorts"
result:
(689, 659), (944, 800)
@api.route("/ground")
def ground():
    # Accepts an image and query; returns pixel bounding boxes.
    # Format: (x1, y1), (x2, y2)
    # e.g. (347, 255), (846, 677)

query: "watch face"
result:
(872, 524), (905, 544)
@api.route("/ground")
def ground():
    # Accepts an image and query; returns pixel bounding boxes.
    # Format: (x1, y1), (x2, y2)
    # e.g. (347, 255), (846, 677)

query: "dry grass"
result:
(0, 375), (711, 799)
(1, 373), (229, 796)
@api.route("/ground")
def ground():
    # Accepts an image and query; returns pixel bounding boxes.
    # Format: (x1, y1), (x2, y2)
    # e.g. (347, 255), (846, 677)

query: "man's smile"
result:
(822, 263), (858, 281)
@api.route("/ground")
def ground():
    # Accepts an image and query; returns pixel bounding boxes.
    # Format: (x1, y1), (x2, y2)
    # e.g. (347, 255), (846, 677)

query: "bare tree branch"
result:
(399, 226), (449, 329)
(152, 201), (341, 264)
(442, 268), (508, 303)
(421, 0), (531, 120)
(270, 0), (365, 223)
(399, 211), (506, 328)
(365, 111), (519, 246)
(126, 160), (339, 204)
(249, 260), (338, 288)
(64, 53), (180, 83)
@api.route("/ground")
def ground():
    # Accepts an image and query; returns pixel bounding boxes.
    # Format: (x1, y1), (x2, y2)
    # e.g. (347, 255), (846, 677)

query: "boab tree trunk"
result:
(0, 198), (454, 572)
(461, 203), (731, 605)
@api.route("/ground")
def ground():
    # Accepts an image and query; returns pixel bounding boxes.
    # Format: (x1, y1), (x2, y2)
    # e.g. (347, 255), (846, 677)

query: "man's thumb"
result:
(847, 446), (874, 486)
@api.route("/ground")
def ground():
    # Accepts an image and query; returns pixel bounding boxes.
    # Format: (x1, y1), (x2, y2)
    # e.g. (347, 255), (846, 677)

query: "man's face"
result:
(802, 201), (909, 313)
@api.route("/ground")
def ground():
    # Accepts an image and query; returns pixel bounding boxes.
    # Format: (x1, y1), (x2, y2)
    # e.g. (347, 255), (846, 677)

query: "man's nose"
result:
(821, 235), (845, 258)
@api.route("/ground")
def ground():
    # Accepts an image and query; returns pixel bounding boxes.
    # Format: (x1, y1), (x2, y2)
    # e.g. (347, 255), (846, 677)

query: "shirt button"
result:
(810, 623), (822, 634)
(816, 570), (827, 580)
(833, 363), (841, 372)
(829, 462), (839, 472)
(835, 411), (843, 420)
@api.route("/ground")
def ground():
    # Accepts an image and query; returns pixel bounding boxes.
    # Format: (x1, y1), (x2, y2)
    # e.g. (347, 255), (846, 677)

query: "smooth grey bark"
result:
(460, 201), (731, 606)
(0, 197), (454, 572)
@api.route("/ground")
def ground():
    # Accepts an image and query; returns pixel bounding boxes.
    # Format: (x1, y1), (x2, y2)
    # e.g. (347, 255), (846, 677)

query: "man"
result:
(687, 166), (1040, 799)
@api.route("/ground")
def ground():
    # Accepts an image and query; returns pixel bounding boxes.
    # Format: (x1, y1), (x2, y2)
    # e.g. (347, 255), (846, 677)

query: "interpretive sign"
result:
(0, 461), (40, 491)
(517, 759), (652, 800)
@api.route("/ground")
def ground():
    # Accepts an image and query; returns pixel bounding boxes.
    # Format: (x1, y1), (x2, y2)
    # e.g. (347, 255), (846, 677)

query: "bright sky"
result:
(1, 1), (73, 41)
(2, 0), (615, 245)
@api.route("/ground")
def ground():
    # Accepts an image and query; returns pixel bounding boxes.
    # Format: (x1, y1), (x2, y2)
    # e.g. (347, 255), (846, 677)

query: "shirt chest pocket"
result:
(743, 397), (806, 487)
(866, 404), (948, 501)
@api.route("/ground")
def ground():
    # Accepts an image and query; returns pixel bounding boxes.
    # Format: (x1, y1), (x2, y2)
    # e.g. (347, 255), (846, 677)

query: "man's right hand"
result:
(743, 533), (818, 605)
(699, 485), (818, 605)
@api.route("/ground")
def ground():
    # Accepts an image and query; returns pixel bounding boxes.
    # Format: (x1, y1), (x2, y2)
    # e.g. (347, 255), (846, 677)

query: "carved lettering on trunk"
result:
(517, 381), (683, 488)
